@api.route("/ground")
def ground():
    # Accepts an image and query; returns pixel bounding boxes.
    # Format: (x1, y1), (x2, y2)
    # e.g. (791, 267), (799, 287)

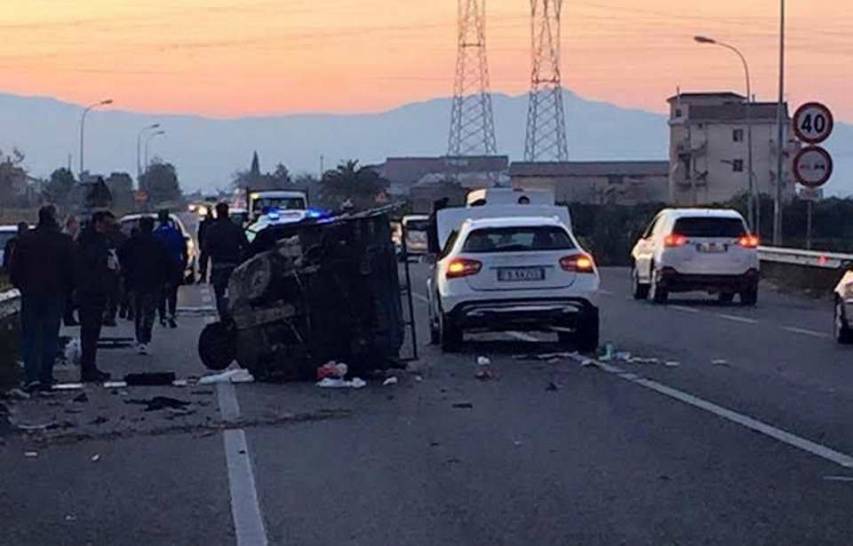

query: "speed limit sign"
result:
(793, 102), (834, 144)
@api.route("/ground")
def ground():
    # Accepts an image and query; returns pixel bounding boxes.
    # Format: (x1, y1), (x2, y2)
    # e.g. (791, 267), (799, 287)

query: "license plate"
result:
(698, 243), (726, 253)
(497, 267), (545, 282)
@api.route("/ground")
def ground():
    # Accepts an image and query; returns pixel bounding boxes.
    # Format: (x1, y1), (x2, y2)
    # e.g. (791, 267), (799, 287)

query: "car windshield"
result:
(673, 217), (747, 238)
(0, 232), (15, 248)
(253, 197), (305, 212)
(405, 219), (429, 232)
(462, 226), (574, 253)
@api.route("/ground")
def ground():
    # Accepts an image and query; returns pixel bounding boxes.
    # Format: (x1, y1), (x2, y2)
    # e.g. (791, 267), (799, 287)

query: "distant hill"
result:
(0, 90), (849, 197)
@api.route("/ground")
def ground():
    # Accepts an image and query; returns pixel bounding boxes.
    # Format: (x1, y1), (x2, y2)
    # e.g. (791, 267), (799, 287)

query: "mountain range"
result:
(0, 90), (849, 197)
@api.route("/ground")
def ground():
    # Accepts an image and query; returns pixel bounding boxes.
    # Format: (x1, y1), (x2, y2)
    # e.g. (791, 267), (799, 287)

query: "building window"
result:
(733, 129), (744, 142)
(732, 159), (744, 172)
(675, 108), (683, 118)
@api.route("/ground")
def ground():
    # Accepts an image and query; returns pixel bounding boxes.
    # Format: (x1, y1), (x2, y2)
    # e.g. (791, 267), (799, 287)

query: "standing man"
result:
(10, 207), (74, 391)
(102, 219), (127, 327)
(153, 210), (187, 329)
(2, 222), (28, 272)
(203, 202), (249, 318)
(197, 208), (214, 284)
(119, 216), (169, 355)
(75, 211), (115, 383)
(62, 215), (80, 326)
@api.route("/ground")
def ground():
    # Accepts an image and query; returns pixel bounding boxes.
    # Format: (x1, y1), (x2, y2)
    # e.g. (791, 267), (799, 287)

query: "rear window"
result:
(405, 219), (429, 232)
(462, 226), (574, 253)
(673, 217), (747, 238)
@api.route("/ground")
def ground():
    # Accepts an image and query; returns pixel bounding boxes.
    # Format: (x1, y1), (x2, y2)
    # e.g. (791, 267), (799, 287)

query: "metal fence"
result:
(759, 246), (853, 270)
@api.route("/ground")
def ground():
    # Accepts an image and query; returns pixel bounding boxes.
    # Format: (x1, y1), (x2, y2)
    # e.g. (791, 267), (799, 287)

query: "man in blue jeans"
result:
(10, 206), (75, 391)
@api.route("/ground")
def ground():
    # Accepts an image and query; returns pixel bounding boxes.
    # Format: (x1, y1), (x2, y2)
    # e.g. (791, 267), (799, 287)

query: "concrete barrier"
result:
(759, 247), (853, 294)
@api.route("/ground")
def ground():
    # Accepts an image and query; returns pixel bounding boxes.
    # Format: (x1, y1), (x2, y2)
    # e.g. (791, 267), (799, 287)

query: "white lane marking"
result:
(716, 313), (758, 325)
(670, 305), (701, 314)
(783, 326), (830, 339)
(223, 430), (269, 546)
(507, 331), (540, 343)
(576, 354), (853, 469)
(413, 293), (429, 304)
(823, 475), (853, 482)
(217, 381), (268, 545)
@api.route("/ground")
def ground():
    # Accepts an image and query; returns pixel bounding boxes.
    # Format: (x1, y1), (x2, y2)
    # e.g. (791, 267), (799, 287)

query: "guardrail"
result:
(758, 246), (853, 270)
(0, 288), (20, 320)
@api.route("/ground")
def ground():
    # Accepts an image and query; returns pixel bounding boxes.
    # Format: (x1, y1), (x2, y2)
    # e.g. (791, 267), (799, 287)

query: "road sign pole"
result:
(806, 199), (813, 250)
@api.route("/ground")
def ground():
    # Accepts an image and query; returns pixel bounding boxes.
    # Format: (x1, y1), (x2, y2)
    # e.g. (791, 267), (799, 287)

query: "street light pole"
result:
(136, 123), (161, 184)
(144, 130), (166, 170)
(694, 36), (756, 233)
(773, 0), (786, 246)
(79, 99), (113, 180)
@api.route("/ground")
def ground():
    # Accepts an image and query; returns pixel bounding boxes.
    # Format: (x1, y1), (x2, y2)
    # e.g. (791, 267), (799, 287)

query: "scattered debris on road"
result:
(124, 372), (177, 386)
(664, 361), (681, 368)
(474, 369), (494, 381)
(316, 362), (349, 381)
(199, 369), (255, 385)
(126, 396), (192, 412)
(72, 393), (88, 404)
(316, 377), (367, 389)
(452, 402), (474, 409)
(382, 376), (398, 386)
(546, 381), (560, 391)
(712, 359), (730, 367)
(90, 454), (101, 463)
(477, 356), (491, 366)
(24, 451), (38, 458)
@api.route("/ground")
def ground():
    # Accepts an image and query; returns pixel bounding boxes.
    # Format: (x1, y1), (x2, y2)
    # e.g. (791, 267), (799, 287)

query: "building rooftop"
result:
(510, 161), (670, 178)
(376, 155), (509, 185)
(686, 102), (787, 122)
(667, 92), (746, 103)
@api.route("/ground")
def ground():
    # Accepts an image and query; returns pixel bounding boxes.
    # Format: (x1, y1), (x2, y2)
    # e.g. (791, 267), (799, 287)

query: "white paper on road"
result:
(316, 377), (367, 389)
(200, 369), (255, 385)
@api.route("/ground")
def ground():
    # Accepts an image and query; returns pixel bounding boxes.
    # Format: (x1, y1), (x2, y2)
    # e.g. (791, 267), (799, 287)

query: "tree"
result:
(105, 172), (135, 211)
(44, 167), (76, 206)
(0, 149), (28, 205)
(317, 160), (389, 210)
(232, 153), (294, 191)
(140, 160), (182, 205)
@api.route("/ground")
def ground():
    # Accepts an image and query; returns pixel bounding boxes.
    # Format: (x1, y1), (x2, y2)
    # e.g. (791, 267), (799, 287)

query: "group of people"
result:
(7, 206), (189, 392)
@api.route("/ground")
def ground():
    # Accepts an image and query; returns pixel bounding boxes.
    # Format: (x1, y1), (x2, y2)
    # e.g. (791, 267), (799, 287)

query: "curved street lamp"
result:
(79, 98), (113, 180)
(137, 123), (161, 183)
(694, 35), (757, 233)
(144, 130), (166, 171)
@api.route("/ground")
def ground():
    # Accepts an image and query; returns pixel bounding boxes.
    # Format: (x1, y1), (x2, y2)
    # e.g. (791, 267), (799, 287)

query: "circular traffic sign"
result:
(793, 102), (834, 144)
(793, 146), (833, 188)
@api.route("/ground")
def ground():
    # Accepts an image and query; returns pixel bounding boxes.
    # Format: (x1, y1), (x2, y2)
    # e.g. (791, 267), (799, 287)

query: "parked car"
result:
(119, 213), (197, 283)
(400, 214), (429, 259)
(427, 215), (600, 353)
(631, 209), (760, 305)
(834, 268), (853, 344)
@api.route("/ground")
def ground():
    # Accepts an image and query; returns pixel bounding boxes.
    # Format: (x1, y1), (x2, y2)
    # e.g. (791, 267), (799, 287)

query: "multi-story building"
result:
(668, 92), (799, 205)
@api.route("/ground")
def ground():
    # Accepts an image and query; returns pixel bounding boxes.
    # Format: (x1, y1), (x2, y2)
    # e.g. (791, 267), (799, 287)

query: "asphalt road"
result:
(1, 265), (852, 545)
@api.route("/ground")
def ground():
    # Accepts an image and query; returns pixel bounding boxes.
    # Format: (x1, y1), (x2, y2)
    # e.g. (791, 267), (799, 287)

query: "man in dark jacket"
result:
(203, 202), (249, 318)
(197, 208), (214, 283)
(10, 207), (74, 391)
(2, 222), (28, 272)
(74, 211), (116, 383)
(119, 216), (169, 355)
(153, 210), (187, 328)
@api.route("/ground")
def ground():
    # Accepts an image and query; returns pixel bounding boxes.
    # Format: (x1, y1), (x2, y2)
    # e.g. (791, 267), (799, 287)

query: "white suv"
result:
(427, 216), (600, 352)
(631, 209), (760, 305)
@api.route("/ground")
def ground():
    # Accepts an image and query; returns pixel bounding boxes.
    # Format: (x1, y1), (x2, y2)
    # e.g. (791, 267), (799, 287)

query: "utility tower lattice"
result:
(524, 0), (568, 162)
(448, 0), (497, 157)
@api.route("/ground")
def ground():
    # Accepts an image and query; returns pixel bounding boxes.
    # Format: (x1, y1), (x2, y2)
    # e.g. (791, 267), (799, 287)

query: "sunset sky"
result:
(0, 0), (850, 120)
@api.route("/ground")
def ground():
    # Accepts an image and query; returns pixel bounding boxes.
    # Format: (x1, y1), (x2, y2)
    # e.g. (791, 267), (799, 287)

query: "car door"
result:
(633, 214), (662, 282)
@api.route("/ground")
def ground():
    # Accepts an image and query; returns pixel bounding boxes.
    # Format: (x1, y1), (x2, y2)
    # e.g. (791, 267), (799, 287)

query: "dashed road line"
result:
(576, 355), (853, 469)
(783, 326), (829, 339)
(670, 305), (701, 314)
(217, 382), (268, 545)
(716, 313), (758, 325)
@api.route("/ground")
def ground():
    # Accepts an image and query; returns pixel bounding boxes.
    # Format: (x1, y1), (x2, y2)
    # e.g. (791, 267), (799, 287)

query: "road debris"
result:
(126, 396), (192, 412)
(546, 381), (560, 391)
(382, 376), (399, 386)
(63, 337), (82, 367)
(89, 416), (109, 426)
(199, 369), (255, 385)
(316, 361), (349, 381)
(124, 372), (176, 386)
(452, 402), (474, 409)
(514, 352), (575, 362)
(64, 515), (76, 522)
(316, 377), (367, 389)
(664, 361), (681, 368)
(4, 388), (31, 400)
(24, 451), (38, 458)
(712, 359), (730, 367)
(579, 358), (599, 368)
(474, 369), (494, 381)
(72, 392), (89, 403)
(90, 454), (101, 463)
(476, 356), (491, 366)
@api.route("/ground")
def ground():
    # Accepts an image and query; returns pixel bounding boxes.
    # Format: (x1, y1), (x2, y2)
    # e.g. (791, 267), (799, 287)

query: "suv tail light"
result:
(738, 235), (760, 248)
(560, 254), (596, 273)
(446, 258), (482, 279)
(664, 234), (688, 247)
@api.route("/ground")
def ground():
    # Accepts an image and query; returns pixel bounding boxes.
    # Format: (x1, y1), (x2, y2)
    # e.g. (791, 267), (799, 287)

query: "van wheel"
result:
(574, 308), (600, 354)
(632, 266), (650, 300)
(649, 267), (668, 304)
(740, 286), (758, 306)
(439, 312), (462, 352)
(835, 298), (853, 344)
